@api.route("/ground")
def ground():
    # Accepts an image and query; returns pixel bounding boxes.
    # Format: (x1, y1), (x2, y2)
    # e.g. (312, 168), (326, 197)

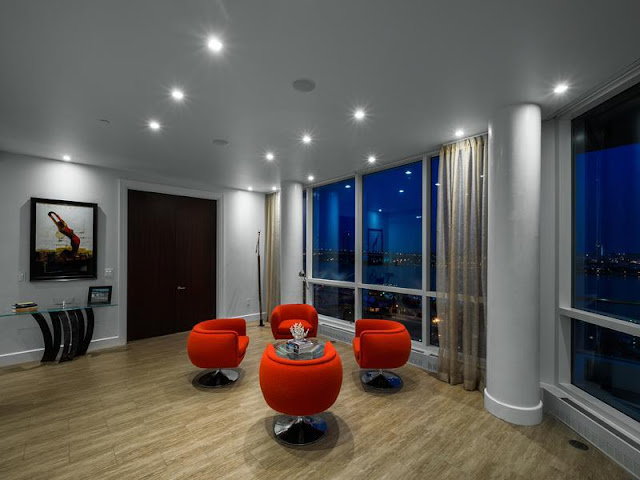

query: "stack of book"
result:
(287, 338), (313, 354)
(12, 301), (38, 313)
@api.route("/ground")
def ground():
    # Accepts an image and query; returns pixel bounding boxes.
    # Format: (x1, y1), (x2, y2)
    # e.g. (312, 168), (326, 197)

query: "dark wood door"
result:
(127, 190), (216, 341)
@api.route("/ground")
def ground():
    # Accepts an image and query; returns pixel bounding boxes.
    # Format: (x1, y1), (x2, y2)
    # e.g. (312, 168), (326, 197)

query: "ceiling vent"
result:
(292, 78), (316, 93)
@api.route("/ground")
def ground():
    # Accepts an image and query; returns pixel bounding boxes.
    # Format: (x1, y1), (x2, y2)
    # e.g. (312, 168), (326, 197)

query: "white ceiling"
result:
(1, 0), (640, 192)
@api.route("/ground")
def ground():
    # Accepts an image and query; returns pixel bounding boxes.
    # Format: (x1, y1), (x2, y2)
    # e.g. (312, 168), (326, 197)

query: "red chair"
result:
(353, 319), (411, 390)
(269, 304), (318, 339)
(187, 318), (249, 388)
(259, 342), (342, 445)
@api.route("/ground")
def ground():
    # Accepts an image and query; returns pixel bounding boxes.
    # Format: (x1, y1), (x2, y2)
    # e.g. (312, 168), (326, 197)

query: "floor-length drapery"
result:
(264, 192), (281, 320)
(436, 135), (488, 391)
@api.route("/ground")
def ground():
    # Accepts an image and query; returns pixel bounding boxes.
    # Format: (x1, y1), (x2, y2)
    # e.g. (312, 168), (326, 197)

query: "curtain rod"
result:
(440, 130), (488, 148)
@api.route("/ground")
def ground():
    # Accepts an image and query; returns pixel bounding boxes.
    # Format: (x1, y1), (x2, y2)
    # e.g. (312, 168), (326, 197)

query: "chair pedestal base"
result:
(273, 415), (327, 445)
(195, 369), (239, 388)
(361, 370), (403, 391)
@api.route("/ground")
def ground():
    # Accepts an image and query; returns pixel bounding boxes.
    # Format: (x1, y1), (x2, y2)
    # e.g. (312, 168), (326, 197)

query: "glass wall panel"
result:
(573, 83), (640, 324)
(312, 178), (355, 281)
(429, 297), (439, 346)
(572, 319), (640, 423)
(362, 288), (422, 341)
(362, 161), (422, 289)
(313, 284), (355, 322)
(430, 156), (439, 290)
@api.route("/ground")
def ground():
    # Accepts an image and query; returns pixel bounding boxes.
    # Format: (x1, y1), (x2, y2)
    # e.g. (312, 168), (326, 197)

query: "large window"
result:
(312, 178), (355, 281)
(573, 83), (640, 325)
(362, 289), (422, 341)
(313, 285), (354, 322)
(571, 81), (640, 425)
(572, 319), (640, 423)
(362, 161), (422, 289)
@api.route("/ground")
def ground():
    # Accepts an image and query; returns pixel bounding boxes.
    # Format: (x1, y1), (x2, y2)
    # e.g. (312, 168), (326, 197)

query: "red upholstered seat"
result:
(352, 319), (411, 370)
(187, 318), (249, 387)
(270, 304), (318, 339)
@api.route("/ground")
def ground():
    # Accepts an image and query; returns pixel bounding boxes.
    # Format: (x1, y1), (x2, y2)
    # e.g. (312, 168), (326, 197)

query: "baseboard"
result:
(0, 336), (123, 367)
(234, 312), (267, 323)
(318, 322), (439, 374)
(543, 386), (640, 479)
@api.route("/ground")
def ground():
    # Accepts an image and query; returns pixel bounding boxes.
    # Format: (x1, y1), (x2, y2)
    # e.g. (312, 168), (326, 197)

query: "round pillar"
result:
(280, 181), (304, 304)
(484, 104), (543, 426)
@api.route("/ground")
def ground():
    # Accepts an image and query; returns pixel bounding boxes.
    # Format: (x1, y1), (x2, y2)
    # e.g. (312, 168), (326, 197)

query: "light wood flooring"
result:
(0, 323), (632, 480)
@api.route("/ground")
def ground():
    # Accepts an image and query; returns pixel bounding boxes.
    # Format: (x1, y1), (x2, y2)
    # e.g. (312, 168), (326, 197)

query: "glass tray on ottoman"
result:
(274, 339), (325, 360)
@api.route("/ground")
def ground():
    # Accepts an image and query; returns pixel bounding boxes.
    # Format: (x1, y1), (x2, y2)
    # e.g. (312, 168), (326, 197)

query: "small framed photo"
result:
(87, 286), (112, 305)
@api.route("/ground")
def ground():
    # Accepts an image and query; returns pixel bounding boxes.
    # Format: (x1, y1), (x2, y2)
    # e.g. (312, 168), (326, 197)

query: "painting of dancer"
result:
(30, 198), (98, 280)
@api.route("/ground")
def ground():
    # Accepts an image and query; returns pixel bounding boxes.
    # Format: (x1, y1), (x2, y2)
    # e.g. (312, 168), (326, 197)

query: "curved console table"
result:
(1, 303), (117, 363)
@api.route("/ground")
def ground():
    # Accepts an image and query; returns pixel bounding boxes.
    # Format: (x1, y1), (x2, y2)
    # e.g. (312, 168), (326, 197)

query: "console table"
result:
(1, 303), (117, 363)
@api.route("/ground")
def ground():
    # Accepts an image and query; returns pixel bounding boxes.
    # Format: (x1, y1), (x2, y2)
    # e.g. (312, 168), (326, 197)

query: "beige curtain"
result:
(436, 135), (488, 391)
(264, 192), (281, 320)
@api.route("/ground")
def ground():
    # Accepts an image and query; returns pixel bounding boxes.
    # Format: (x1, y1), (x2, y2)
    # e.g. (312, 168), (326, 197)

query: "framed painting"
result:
(30, 198), (98, 281)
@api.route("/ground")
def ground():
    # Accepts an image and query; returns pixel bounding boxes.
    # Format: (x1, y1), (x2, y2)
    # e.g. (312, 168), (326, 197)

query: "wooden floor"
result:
(0, 323), (631, 480)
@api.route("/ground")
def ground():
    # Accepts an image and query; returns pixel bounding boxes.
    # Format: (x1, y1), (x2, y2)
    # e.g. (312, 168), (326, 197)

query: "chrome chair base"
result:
(195, 369), (239, 388)
(361, 370), (403, 391)
(274, 415), (327, 445)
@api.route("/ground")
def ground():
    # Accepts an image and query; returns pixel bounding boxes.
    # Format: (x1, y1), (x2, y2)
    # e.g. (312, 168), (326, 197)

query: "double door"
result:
(127, 190), (216, 341)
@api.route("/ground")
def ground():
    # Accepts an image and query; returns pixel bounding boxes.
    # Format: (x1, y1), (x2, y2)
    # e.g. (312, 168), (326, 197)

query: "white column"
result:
(484, 104), (543, 426)
(280, 181), (304, 304)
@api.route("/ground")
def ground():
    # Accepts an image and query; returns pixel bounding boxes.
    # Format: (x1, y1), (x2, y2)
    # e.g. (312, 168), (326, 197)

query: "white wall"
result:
(0, 152), (265, 366)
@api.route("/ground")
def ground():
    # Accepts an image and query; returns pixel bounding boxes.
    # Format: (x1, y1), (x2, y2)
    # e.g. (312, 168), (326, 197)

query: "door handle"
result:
(177, 286), (186, 291)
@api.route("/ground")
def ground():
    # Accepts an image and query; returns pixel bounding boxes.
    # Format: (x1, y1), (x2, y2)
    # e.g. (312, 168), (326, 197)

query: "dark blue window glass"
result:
(573, 83), (640, 325)
(572, 319), (640, 423)
(362, 161), (422, 289)
(362, 289), (422, 341)
(430, 156), (439, 291)
(313, 284), (354, 322)
(312, 179), (355, 281)
(429, 297), (439, 346)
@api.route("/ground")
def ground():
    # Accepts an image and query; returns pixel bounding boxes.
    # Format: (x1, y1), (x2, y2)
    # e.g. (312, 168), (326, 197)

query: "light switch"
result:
(104, 268), (114, 278)
(17, 272), (25, 282)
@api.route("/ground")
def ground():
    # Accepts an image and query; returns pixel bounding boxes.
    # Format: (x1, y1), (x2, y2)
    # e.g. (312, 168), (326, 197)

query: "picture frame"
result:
(87, 286), (112, 305)
(30, 198), (98, 281)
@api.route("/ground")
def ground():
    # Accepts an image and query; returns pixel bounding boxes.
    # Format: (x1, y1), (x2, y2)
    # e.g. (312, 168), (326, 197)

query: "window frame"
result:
(305, 152), (440, 352)
(557, 79), (640, 435)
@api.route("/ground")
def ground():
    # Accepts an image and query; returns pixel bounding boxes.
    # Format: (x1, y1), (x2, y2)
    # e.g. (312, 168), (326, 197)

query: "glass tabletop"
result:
(274, 339), (325, 360)
(0, 303), (118, 318)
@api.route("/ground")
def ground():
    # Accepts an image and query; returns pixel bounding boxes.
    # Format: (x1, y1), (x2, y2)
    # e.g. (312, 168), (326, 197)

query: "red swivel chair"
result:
(269, 304), (318, 339)
(353, 319), (411, 391)
(187, 318), (249, 388)
(259, 342), (342, 445)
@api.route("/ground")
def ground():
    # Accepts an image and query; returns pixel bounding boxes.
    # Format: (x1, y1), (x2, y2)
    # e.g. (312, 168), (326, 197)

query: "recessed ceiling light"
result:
(455, 129), (464, 138)
(62, 154), (71, 162)
(248, 186), (253, 191)
(171, 88), (184, 101)
(399, 189), (404, 193)
(345, 184), (352, 189)
(207, 35), (224, 53)
(367, 155), (376, 164)
(354, 108), (366, 121)
(265, 152), (275, 161)
(554, 83), (569, 94)
(405, 170), (412, 175)
(292, 78), (316, 93)
(148, 120), (161, 131)
(271, 186), (277, 191)
(302, 134), (312, 144)
(307, 175), (314, 182)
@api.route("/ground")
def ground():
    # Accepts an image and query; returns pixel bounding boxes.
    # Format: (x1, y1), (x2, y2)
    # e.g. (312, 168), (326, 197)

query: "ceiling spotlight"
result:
(62, 154), (71, 162)
(405, 170), (412, 175)
(554, 83), (569, 94)
(302, 134), (312, 144)
(354, 108), (366, 121)
(171, 88), (184, 101)
(307, 175), (315, 182)
(271, 186), (277, 191)
(367, 155), (376, 164)
(148, 120), (161, 131)
(207, 35), (224, 53)
(265, 152), (275, 161)
(455, 129), (464, 138)
(399, 189), (404, 193)
(248, 186), (253, 191)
